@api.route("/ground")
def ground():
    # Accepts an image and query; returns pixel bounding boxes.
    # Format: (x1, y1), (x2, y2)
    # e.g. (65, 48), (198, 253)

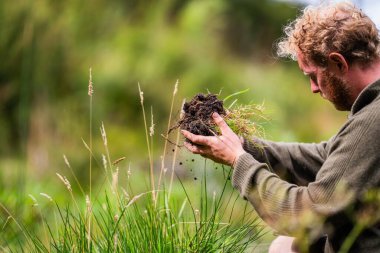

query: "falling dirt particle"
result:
(215, 167), (218, 170)
(172, 149), (175, 152)
(179, 162), (183, 165)
(194, 177), (197, 180)
(191, 159), (195, 162)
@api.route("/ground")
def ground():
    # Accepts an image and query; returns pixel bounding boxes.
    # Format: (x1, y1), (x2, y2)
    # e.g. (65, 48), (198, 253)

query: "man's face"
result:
(297, 53), (353, 111)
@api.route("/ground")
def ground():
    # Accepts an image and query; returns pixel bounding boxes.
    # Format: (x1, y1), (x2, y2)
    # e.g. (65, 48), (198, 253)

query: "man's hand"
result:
(181, 112), (246, 166)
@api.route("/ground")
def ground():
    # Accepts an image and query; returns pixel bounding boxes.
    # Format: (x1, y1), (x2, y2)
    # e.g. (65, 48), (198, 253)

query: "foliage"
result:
(10, 174), (263, 252)
(0, 0), (301, 156)
(0, 78), (265, 252)
(1, 173), (263, 252)
(223, 90), (268, 140)
(225, 104), (265, 139)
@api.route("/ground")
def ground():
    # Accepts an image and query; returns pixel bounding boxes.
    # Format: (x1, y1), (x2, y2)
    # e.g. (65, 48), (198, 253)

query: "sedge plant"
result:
(0, 75), (266, 252)
(223, 89), (267, 140)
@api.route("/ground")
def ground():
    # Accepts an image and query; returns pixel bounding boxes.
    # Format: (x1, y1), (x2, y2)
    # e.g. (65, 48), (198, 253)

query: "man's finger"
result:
(184, 142), (207, 155)
(181, 130), (210, 146)
(212, 112), (233, 135)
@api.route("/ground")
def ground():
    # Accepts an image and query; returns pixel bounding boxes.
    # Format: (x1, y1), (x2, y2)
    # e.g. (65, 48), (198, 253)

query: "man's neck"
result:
(347, 58), (380, 98)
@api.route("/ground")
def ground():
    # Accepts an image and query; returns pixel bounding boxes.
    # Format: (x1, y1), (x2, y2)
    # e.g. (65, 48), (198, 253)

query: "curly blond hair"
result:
(277, 2), (380, 66)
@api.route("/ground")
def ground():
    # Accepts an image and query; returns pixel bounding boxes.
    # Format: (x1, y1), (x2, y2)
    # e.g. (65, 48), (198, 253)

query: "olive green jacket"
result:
(233, 79), (380, 253)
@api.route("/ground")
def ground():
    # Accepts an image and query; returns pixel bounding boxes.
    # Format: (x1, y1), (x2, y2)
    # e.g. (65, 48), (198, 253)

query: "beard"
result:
(321, 70), (353, 111)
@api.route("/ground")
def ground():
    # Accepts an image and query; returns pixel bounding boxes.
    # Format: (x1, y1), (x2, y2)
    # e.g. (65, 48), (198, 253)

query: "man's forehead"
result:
(297, 52), (316, 73)
(299, 62), (315, 74)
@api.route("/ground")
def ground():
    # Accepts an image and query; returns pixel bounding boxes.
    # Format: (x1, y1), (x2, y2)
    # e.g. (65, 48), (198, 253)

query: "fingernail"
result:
(212, 112), (218, 118)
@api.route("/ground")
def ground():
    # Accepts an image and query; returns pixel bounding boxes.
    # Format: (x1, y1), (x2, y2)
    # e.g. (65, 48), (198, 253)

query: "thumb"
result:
(212, 112), (232, 135)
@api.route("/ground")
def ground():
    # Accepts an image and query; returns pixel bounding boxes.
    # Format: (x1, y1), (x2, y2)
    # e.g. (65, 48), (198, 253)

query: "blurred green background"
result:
(0, 0), (348, 249)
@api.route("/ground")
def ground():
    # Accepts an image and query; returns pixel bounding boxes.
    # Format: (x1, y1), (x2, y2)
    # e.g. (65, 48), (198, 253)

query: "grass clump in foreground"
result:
(0, 77), (265, 252)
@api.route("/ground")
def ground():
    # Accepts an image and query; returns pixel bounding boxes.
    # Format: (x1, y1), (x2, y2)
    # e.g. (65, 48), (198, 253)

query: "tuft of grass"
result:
(0, 78), (266, 252)
(220, 88), (267, 139)
(24, 170), (263, 252)
(224, 103), (267, 140)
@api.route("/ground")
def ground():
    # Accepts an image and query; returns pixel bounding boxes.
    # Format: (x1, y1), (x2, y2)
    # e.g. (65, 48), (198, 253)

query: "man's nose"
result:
(310, 81), (320, 93)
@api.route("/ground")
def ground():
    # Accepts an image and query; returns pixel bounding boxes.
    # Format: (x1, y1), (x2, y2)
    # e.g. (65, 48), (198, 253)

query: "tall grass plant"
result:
(0, 76), (265, 252)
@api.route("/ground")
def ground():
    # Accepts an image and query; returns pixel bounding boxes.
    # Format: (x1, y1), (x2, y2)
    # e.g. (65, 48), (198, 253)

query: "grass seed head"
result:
(102, 154), (107, 170)
(88, 68), (94, 97)
(173, 79), (179, 95)
(121, 187), (130, 201)
(56, 173), (72, 192)
(112, 157), (125, 166)
(138, 83), (144, 104)
(86, 195), (92, 214)
(127, 164), (132, 179)
(63, 154), (71, 169)
(28, 194), (38, 207)
(100, 122), (108, 147)
(149, 108), (155, 137)
(40, 193), (53, 202)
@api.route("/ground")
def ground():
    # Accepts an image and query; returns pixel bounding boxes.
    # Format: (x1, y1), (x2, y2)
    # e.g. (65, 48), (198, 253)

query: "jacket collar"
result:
(350, 79), (380, 116)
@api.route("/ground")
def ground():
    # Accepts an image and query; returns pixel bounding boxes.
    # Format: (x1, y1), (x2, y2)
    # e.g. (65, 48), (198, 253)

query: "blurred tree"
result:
(222, 0), (299, 59)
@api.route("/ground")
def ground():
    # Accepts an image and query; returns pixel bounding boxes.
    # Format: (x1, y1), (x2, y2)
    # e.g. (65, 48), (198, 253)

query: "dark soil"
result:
(176, 93), (226, 137)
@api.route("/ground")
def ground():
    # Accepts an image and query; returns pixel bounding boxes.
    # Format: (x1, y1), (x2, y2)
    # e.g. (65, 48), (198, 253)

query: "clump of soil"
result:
(177, 93), (226, 137)
(169, 92), (265, 147)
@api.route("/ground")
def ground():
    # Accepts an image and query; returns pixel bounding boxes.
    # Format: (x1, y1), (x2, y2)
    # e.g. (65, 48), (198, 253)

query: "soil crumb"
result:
(178, 93), (226, 137)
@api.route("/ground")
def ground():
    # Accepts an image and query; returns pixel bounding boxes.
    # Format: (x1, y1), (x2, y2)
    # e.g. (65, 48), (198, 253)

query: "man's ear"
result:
(328, 52), (348, 74)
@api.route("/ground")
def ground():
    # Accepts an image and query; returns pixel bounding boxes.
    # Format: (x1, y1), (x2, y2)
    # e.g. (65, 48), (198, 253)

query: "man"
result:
(181, 2), (380, 253)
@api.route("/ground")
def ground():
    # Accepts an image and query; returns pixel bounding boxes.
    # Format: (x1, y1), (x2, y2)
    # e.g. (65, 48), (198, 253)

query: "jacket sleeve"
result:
(243, 138), (328, 185)
(233, 108), (380, 237)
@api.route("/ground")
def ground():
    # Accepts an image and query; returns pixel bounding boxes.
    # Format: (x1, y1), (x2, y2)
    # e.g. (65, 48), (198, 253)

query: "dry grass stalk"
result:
(126, 190), (157, 208)
(85, 194), (92, 248)
(112, 168), (119, 195)
(87, 68), (94, 250)
(28, 194), (50, 245)
(56, 173), (83, 221)
(99, 123), (114, 194)
(121, 187), (130, 201)
(157, 80), (179, 206)
(138, 83), (156, 203)
(168, 115), (182, 201)
(63, 154), (85, 196)
(0, 203), (31, 245)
